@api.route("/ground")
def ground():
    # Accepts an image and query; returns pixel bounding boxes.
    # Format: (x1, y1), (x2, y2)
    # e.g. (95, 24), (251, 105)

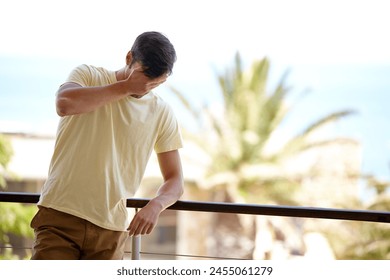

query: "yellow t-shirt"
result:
(38, 64), (183, 231)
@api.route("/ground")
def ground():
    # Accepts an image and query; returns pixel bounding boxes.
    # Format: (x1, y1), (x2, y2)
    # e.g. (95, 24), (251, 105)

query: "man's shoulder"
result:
(151, 93), (179, 122)
(68, 64), (114, 86)
(71, 64), (110, 75)
(72, 64), (92, 72)
(150, 92), (173, 111)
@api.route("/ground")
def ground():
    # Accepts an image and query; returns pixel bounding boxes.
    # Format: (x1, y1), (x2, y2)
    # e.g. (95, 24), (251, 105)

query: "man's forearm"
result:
(150, 178), (184, 212)
(56, 82), (128, 116)
(56, 63), (167, 117)
(128, 150), (183, 236)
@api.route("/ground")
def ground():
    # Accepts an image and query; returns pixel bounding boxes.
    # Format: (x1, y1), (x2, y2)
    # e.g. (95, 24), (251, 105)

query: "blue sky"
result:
(1, 0), (390, 183)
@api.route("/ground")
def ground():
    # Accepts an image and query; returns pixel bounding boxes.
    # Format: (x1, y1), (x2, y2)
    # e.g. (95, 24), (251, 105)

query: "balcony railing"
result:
(1, 191), (390, 259)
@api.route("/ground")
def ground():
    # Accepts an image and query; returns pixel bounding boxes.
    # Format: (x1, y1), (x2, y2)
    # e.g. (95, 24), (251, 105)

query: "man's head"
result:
(128, 31), (176, 79)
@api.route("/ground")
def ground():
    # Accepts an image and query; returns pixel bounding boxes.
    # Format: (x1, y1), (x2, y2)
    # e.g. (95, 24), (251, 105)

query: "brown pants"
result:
(30, 206), (129, 260)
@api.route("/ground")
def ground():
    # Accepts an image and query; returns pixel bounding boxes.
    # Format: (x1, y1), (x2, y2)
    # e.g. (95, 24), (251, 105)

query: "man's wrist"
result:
(147, 198), (165, 213)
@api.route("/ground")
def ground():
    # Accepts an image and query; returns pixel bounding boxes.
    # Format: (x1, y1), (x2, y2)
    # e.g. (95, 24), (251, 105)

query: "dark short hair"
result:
(130, 31), (176, 78)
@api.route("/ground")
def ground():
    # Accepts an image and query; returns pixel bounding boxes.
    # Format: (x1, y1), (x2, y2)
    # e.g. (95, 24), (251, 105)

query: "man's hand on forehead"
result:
(123, 65), (168, 98)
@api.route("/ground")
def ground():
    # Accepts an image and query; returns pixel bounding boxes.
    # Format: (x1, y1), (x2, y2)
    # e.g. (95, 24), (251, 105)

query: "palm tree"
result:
(171, 53), (357, 259)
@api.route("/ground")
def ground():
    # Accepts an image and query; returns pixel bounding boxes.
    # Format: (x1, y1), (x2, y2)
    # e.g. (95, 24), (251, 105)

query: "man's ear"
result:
(126, 51), (133, 65)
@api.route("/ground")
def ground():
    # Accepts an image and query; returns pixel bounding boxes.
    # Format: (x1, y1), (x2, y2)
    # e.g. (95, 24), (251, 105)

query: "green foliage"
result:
(0, 133), (36, 259)
(342, 223), (390, 259)
(340, 177), (390, 259)
(0, 203), (36, 259)
(0, 134), (13, 187)
(0, 203), (36, 243)
(0, 247), (20, 260)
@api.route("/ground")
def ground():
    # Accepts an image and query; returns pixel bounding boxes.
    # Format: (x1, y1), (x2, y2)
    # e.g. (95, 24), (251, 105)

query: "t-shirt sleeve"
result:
(154, 104), (183, 153)
(64, 64), (92, 87)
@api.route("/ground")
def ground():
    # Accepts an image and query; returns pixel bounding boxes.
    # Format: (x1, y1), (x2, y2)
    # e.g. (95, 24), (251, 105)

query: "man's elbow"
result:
(56, 100), (69, 117)
(56, 97), (75, 117)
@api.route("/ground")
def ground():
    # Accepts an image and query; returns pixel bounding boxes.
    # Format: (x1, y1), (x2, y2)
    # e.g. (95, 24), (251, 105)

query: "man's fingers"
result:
(128, 204), (160, 236)
(130, 65), (143, 75)
(145, 224), (154, 235)
(128, 216), (154, 236)
(129, 223), (142, 236)
(126, 65), (143, 81)
(129, 224), (150, 236)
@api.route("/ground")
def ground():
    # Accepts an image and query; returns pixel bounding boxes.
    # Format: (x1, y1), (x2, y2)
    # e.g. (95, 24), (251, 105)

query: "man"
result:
(30, 31), (184, 260)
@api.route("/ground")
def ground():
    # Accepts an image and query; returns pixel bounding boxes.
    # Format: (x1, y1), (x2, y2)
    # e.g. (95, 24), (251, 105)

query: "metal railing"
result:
(1, 191), (390, 259)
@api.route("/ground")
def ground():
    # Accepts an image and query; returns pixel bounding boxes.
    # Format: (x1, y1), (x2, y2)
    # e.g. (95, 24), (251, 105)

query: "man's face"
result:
(127, 62), (168, 98)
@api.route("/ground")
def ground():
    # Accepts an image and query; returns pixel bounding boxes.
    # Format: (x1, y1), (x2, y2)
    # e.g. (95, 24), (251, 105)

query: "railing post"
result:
(131, 208), (141, 260)
(131, 235), (141, 260)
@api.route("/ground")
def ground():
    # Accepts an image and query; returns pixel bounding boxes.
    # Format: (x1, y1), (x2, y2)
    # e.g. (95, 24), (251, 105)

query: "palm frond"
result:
(168, 85), (201, 124)
(249, 57), (269, 95)
(277, 110), (357, 159)
(298, 110), (357, 138)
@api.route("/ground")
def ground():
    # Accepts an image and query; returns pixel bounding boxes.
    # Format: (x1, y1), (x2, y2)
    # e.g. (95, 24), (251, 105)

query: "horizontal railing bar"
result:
(129, 198), (390, 223)
(0, 192), (40, 203)
(1, 191), (390, 223)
